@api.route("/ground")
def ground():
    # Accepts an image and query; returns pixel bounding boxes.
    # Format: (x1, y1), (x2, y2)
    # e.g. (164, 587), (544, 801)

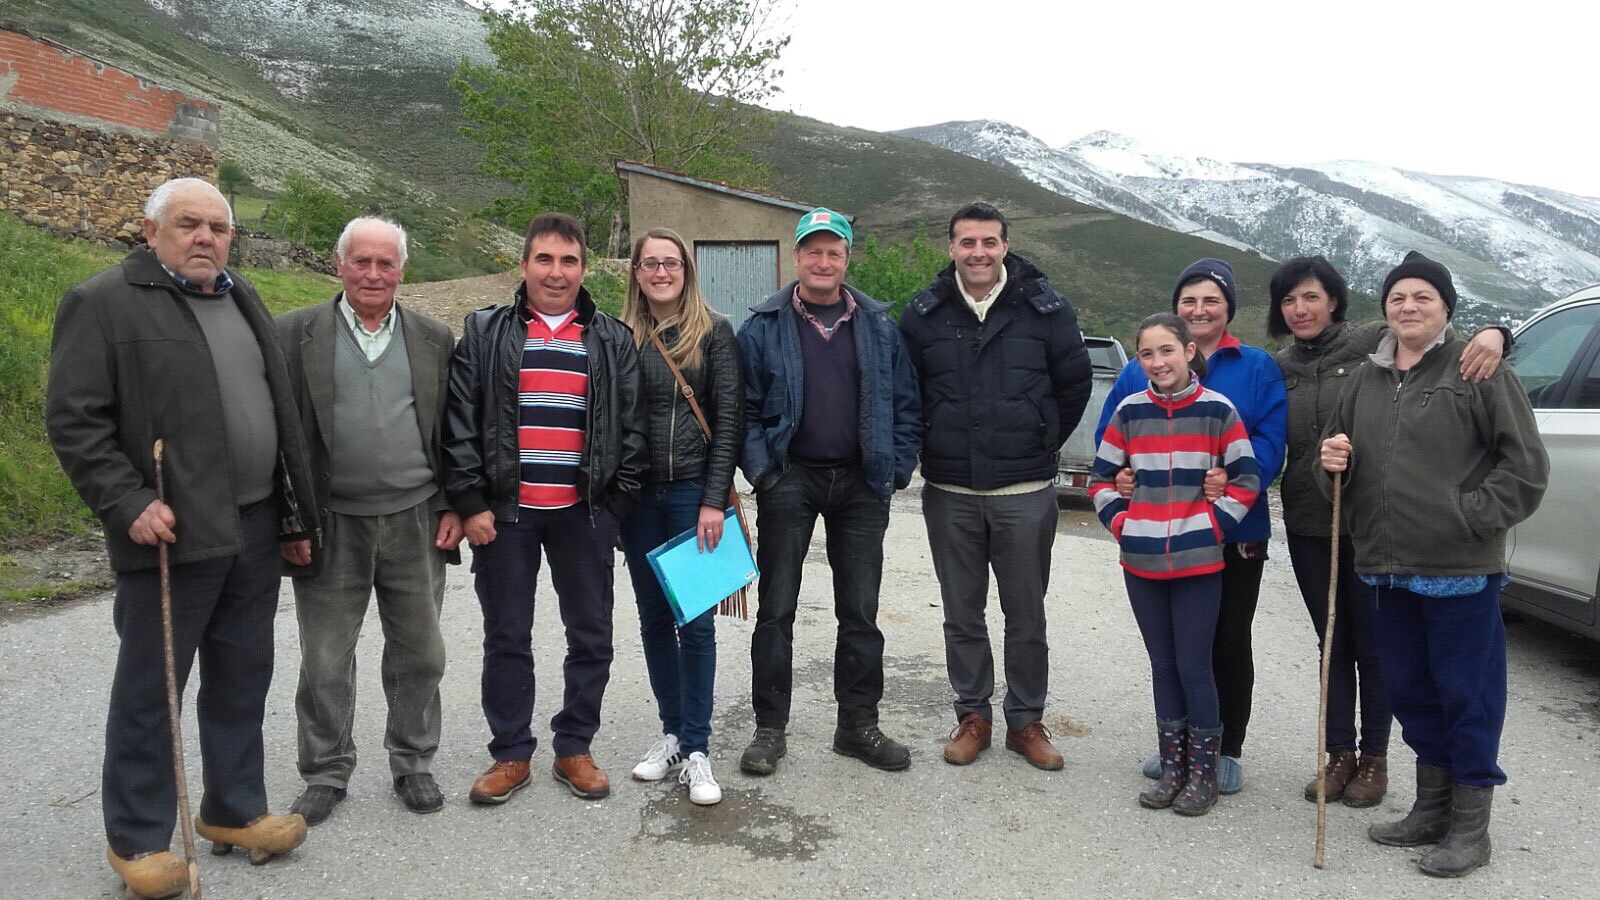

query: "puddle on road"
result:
(635, 786), (837, 861)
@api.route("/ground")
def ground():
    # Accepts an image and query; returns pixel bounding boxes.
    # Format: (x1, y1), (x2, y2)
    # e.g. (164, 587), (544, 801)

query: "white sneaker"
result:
(631, 734), (683, 781)
(680, 751), (722, 805)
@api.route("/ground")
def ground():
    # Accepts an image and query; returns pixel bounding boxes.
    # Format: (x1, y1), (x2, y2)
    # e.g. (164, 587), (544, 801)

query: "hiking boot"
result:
(739, 726), (787, 776)
(394, 773), (444, 814)
(1341, 754), (1388, 808)
(943, 713), (992, 766)
(552, 754), (611, 800)
(1005, 721), (1064, 771)
(290, 784), (347, 826)
(1138, 718), (1188, 810)
(469, 759), (531, 805)
(1370, 762), (1452, 846)
(833, 724), (911, 771)
(106, 849), (186, 899)
(195, 813), (306, 865)
(679, 751), (723, 806)
(1304, 749), (1358, 803)
(632, 734), (684, 781)
(1418, 785), (1493, 878)
(1172, 726), (1222, 817)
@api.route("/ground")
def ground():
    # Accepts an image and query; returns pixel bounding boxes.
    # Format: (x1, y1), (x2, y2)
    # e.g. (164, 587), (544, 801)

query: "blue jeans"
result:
(1125, 571), (1223, 729)
(620, 479), (717, 754)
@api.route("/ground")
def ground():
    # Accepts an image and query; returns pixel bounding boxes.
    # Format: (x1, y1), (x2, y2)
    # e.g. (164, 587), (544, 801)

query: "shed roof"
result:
(615, 160), (852, 221)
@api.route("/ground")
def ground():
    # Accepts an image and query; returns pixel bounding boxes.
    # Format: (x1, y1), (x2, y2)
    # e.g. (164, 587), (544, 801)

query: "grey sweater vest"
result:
(327, 315), (436, 516)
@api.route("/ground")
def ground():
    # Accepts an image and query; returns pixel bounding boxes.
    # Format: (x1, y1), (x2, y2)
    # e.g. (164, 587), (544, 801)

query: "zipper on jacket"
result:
(668, 380), (677, 481)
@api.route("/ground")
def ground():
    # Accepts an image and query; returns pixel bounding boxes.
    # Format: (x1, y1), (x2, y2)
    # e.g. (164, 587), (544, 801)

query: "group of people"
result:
(44, 175), (1546, 898)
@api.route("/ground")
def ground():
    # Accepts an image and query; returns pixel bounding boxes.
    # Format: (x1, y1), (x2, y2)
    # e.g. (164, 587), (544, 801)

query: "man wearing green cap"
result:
(735, 207), (922, 775)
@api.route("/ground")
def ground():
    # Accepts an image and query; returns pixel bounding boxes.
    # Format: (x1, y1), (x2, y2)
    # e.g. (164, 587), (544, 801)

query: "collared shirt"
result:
(1368, 323), (1450, 370)
(338, 294), (398, 362)
(516, 308), (588, 510)
(159, 261), (234, 296)
(791, 285), (856, 340)
(956, 262), (1008, 323)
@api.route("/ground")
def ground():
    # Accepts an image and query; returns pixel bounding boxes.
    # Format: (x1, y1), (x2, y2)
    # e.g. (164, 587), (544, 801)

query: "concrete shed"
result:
(616, 160), (850, 329)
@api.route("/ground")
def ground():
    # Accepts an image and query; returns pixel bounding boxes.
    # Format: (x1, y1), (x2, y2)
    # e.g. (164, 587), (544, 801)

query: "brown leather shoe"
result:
(470, 759), (531, 805)
(1341, 754), (1388, 808)
(553, 754), (611, 800)
(1304, 748), (1358, 802)
(106, 848), (186, 899)
(1004, 721), (1064, 771)
(943, 713), (993, 765)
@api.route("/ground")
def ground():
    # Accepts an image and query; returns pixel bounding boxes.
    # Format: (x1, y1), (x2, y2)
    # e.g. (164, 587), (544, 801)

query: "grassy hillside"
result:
(0, 213), (337, 543)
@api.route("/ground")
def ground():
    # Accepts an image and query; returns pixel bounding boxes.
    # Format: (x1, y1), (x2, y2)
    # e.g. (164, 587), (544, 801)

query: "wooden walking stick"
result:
(1313, 472), (1344, 870)
(154, 440), (203, 898)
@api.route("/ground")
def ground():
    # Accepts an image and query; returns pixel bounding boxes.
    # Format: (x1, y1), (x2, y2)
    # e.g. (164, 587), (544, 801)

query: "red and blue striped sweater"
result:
(1089, 377), (1260, 580)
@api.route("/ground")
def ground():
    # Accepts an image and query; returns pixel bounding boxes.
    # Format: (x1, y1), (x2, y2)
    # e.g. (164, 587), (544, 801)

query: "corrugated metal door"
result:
(696, 241), (778, 330)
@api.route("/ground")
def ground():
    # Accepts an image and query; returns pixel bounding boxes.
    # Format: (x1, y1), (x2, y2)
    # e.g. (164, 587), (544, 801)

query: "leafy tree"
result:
(453, 0), (789, 255)
(272, 171), (356, 254)
(217, 160), (251, 217)
(847, 231), (950, 318)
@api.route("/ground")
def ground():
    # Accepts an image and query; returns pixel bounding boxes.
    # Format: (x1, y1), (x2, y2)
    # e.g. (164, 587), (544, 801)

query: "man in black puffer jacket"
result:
(900, 202), (1092, 771)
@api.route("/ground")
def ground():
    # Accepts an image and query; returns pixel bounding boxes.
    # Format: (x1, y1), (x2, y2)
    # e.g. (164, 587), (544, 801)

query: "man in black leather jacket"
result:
(443, 213), (647, 805)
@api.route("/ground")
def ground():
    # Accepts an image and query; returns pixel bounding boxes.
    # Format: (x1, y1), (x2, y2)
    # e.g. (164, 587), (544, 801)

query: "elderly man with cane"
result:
(47, 177), (320, 898)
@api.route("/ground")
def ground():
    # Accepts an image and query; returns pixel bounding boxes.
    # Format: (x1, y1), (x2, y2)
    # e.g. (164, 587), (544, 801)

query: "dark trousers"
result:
(751, 463), (890, 729)
(620, 478), (717, 755)
(1214, 543), (1266, 757)
(1125, 571), (1223, 728)
(103, 501), (279, 857)
(293, 501), (448, 789)
(922, 484), (1056, 731)
(473, 503), (618, 760)
(1373, 579), (1508, 787)
(1286, 530), (1391, 756)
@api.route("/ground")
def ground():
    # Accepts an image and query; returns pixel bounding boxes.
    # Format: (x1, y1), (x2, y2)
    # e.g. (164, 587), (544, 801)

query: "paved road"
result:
(2, 485), (1597, 899)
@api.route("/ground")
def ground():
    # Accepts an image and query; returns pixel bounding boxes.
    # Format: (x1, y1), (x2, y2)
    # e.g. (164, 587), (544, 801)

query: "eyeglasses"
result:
(636, 258), (684, 273)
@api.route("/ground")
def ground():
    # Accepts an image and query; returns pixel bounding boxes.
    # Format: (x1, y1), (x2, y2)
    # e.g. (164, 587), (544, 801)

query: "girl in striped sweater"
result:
(1090, 313), (1260, 816)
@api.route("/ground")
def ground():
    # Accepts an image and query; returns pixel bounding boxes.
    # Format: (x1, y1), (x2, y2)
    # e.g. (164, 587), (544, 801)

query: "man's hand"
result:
(435, 511), (465, 551)
(464, 510), (497, 546)
(1203, 467), (1226, 501)
(1115, 467), (1135, 499)
(1321, 433), (1353, 473)
(1459, 328), (1507, 382)
(696, 504), (725, 553)
(128, 499), (177, 546)
(280, 539), (312, 566)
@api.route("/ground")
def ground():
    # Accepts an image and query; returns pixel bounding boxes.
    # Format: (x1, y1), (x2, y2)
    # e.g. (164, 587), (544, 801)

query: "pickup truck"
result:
(1055, 335), (1128, 495)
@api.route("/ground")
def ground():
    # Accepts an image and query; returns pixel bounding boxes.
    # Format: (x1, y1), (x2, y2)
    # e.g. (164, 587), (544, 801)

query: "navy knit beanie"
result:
(1381, 250), (1458, 317)
(1171, 258), (1237, 322)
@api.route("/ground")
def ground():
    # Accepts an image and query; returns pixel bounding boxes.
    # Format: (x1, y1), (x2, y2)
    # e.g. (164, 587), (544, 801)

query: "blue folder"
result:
(645, 507), (758, 627)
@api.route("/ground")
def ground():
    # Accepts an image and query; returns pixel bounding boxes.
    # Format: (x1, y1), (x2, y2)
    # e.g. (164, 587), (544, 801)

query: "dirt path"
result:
(395, 270), (520, 330)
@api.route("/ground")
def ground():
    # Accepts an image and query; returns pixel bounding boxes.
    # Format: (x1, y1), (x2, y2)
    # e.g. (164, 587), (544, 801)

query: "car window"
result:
(1572, 343), (1600, 410)
(1084, 339), (1125, 372)
(1509, 303), (1600, 408)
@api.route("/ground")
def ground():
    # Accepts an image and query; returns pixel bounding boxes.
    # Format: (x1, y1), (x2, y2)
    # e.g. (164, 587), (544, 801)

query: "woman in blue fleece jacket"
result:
(1094, 258), (1287, 793)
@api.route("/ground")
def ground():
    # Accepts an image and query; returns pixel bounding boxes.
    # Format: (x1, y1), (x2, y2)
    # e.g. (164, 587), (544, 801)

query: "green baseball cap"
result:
(795, 207), (852, 247)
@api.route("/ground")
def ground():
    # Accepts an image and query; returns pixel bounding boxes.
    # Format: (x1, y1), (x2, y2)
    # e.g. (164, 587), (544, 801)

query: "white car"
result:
(1502, 283), (1600, 639)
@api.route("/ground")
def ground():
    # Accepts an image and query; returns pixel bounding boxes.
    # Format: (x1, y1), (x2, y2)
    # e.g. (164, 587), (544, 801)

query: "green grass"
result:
(0, 214), (336, 544)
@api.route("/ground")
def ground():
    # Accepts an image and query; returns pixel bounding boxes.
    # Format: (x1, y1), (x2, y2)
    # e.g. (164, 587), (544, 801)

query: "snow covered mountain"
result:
(897, 120), (1600, 319)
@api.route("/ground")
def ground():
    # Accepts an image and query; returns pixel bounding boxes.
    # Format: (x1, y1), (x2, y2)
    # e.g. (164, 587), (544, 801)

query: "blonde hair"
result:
(621, 228), (717, 371)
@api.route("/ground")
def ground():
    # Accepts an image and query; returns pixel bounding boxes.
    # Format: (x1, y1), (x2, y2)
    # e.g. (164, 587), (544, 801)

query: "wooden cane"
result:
(1313, 472), (1343, 870)
(154, 440), (202, 898)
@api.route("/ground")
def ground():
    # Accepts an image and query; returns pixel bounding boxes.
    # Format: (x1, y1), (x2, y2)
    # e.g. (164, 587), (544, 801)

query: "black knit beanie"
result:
(1380, 251), (1458, 317)
(1171, 258), (1237, 322)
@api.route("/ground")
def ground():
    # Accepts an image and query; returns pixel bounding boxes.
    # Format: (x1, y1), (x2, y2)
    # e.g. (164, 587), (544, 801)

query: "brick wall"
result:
(0, 27), (220, 244)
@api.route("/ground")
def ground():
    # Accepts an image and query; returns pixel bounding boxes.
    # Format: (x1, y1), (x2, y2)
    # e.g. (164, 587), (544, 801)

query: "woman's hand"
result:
(1321, 433), (1352, 473)
(1459, 328), (1507, 382)
(697, 504), (725, 553)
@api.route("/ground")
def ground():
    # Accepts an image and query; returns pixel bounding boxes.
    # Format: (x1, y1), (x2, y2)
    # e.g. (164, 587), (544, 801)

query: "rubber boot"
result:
(196, 812), (307, 865)
(106, 849), (186, 899)
(1138, 718), (1187, 809)
(1369, 762), (1452, 846)
(1171, 725), (1222, 817)
(1418, 785), (1493, 878)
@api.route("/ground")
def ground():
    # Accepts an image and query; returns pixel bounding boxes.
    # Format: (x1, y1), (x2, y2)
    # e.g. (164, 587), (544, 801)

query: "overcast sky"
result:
(481, 0), (1600, 197)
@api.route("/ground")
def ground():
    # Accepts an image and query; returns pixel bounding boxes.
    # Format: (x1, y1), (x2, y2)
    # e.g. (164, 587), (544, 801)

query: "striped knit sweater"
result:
(1089, 377), (1260, 580)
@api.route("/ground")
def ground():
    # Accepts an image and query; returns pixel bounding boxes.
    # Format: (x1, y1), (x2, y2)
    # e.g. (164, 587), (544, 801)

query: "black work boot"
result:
(1418, 785), (1493, 878)
(1369, 762), (1452, 846)
(289, 784), (347, 827)
(739, 726), (787, 776)
(832, 724), (911, 771)
(1138, 718), (1188, 810)
(1172, 725), (1222, 816)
